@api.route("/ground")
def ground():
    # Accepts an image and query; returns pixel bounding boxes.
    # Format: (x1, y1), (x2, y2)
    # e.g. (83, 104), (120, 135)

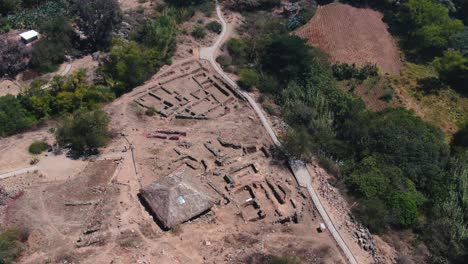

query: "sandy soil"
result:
(0, 79), (22, 96)
(296, 3), (401, 75)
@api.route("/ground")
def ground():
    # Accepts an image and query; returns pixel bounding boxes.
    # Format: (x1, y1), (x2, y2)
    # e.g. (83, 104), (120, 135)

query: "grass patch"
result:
(390, 62), (468, 137)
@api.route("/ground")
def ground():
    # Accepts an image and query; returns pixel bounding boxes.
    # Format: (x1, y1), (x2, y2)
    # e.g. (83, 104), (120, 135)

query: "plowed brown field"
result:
(296, 3), (401, 75)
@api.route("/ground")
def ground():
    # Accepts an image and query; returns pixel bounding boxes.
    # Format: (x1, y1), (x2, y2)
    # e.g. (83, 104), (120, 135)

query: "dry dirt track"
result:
(200, 3), (358, 264)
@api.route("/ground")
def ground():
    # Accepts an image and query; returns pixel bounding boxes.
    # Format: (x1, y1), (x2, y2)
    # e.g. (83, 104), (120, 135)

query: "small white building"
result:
(19, 30), (39, 43)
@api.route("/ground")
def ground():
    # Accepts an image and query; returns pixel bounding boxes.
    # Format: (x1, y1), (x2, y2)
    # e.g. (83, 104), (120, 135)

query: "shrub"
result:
(262, 102), (277, 116)
(0, 39), (29, 78)
(433, 50), (468, 94)
(74, 0), (122, 49)
(28, 140), (49, 154)
(216, 55), (232, 68)
(191, 25), (206, 39)
(206, 21), (222, 34)
(399, 0), (464, 56)
(380, 88), (394, 102)
(238, 68), (260, 91)
(225, 0), (281, 11)
(0, 228), (23, 264)
(332, 63), (378, 81)
(101, 38), (158, 95)
(145, 107), (157, 116)
(0, 95), (36, 137)
(30, 16), (78, 73)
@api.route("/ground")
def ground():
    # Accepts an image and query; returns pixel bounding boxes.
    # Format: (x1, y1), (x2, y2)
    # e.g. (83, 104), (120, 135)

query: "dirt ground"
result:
(0, 79), (22, 96)
(0, 57), (346, 263)
(295, 3), (401, 75)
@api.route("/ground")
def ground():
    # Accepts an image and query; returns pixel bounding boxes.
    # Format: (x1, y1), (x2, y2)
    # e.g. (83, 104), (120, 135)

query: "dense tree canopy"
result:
(399, 0), (464, 55)
(0, 95), (36, 136)
(433, 50), (468, 94)
(260, 35), (313, 85)
(30, 16), (78, 73)
(365, 108), (449, 195)
(74, 0), (122, 49)
(101, 38), (158, 95)
(56, 108), (110, 153)
(0, 0), (21, 16)
(0, 39), (29, 77)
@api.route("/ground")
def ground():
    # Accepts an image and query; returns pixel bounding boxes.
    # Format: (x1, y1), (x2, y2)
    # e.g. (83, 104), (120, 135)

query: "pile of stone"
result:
(354, 227), (377, 253)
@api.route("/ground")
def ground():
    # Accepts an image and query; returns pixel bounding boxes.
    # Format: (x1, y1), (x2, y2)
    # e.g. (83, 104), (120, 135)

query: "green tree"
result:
(346, 156), (390, 199)
(0, 39), (29, 77)
(425, 154), (468, 263)
(353, 198), (391, 233)
(452, 123), (468, 156)
(56, 108), (110, 153)
(191, 25), (206, 39)
(206, 21), (222, 34)
(136, 16), (177, 62)
(0, 95), (36, 137)
(389, 188), (423, 227)
(400, 0), (464, 55)
(433, 50), (468, 94)
(452, 27), (468, 55)
(30, 16), (77, 73)
(281, 126), (317, 161)
(74, 0), (122, 49)
(238, 68), (260, 90)
(260, 35), (313, 85)
(0, 0), (21, 16)
(0, 228), (23, 264)
(101, 38), (157, 95)
(366, 108), (449, 197)
(227, 38), (249, 65)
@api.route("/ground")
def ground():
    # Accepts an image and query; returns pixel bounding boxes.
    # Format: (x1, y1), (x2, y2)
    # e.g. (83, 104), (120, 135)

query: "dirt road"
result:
(201, 3), (358, 264)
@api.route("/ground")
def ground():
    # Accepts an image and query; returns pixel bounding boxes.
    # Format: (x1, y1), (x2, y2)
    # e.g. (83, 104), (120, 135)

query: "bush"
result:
(191, 25), (206, 39)
(0, 228), (23, 264)
(380, 88), (394, 102)
(0, 95), (36, 137)
(216, 55), (232, 68)
(225, 0), (281, 11)
(238, 68), (260, 91)
(56, 108), (110, 154)
(451, 122), (468, 156)
(0, 39), (29, 78)
(30, 16), (78, 73)
(145, 107), (157, 116)
(74, 0), (122, 49)
(433, 50), (468, 94)
(28, 140), (49, 154)
(227, 38), (248, 65)
(332, 63), (378, 81)
(0, 0), (21, 16)
(399, 0), (464, 57)
(206, 21), (222, 34)
(101, 38), (158, 95)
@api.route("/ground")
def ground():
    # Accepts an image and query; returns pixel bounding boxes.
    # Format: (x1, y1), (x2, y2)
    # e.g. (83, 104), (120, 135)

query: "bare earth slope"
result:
(296, 3), (401, 75)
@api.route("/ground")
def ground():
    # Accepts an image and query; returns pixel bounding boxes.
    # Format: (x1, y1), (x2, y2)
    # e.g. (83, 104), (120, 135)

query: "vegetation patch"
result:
(28, 140), (49, 154)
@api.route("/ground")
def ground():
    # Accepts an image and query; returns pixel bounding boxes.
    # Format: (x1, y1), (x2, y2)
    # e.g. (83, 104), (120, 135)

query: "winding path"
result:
(200, 3), (358, 264)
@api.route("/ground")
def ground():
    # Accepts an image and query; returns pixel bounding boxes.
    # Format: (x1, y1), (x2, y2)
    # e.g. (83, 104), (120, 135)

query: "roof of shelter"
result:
(140, 168), (214, 229)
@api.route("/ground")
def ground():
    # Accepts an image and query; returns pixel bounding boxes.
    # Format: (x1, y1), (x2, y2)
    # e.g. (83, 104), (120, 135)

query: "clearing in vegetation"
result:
(295, 3), (401, 75)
